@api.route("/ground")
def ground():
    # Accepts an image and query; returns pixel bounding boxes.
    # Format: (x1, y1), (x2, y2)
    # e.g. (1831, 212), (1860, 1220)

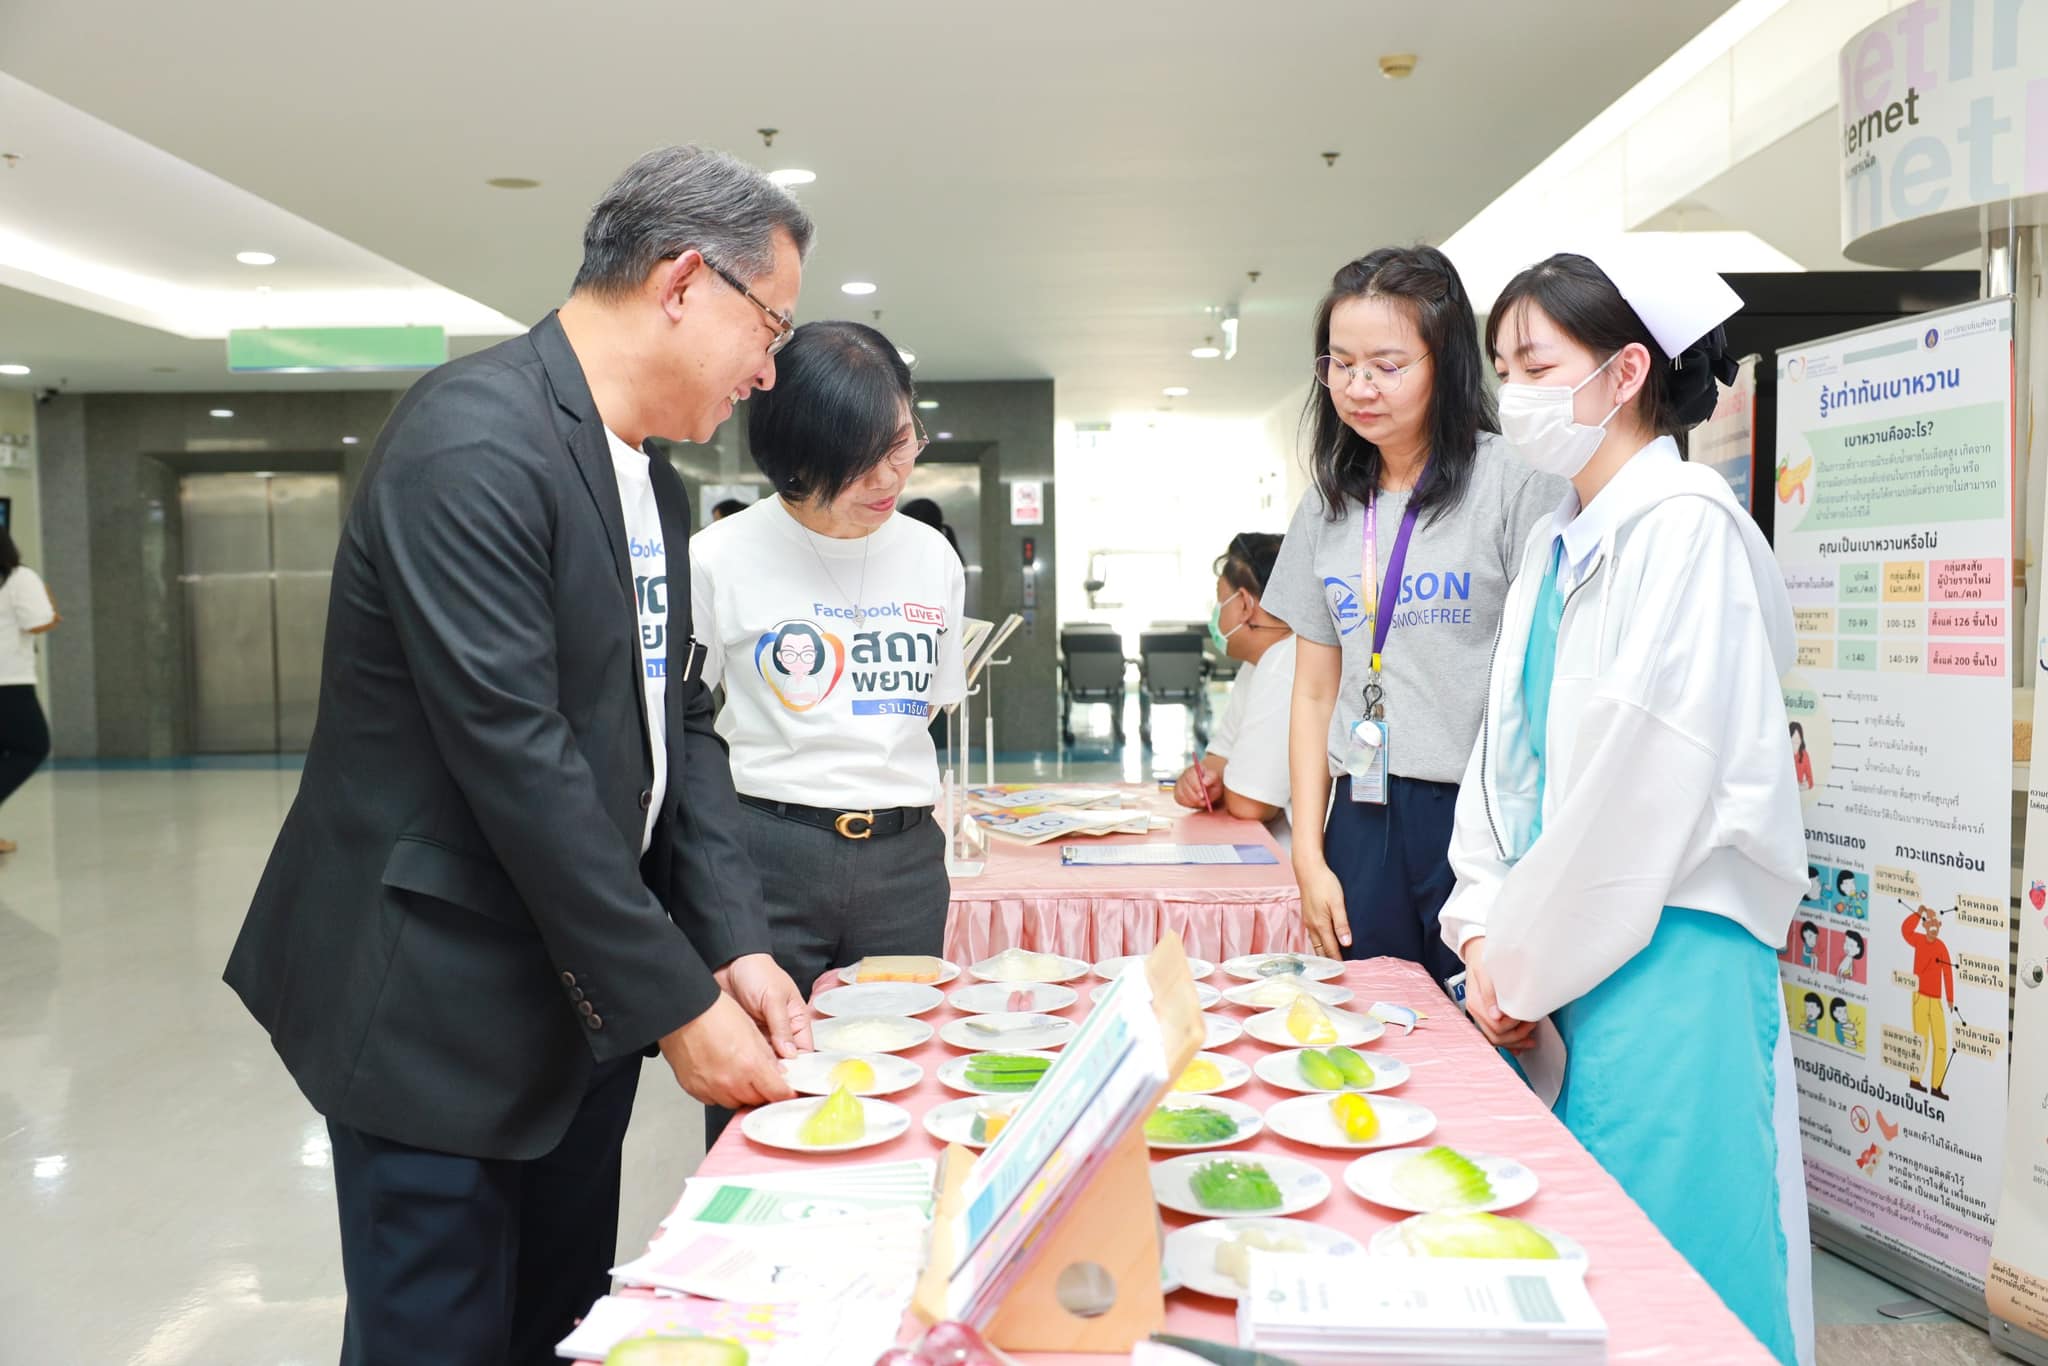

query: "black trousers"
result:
(327, 1054), (639, 1366)
(0, 684), (49, 809)
(1323, 774), (1464, 989)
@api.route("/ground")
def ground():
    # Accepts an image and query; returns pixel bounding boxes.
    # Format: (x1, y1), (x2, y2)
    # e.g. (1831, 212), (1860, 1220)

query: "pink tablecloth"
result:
(944, 789), (1307, 964)
(672, 957), (1775, 1364)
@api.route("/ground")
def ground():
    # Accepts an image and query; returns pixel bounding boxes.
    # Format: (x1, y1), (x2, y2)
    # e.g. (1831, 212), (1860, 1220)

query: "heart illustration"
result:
(2030, 881), (2045, 911)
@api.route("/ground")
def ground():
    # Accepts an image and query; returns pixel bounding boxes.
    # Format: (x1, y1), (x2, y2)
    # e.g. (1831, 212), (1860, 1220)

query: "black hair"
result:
(1843, 930), (1865, 959)
(1302, 245), (1495, 523)
(1214, 532), (1285, 597)
(1789, 721), (1806, 753)
(711, 498), (748, 519)
(0, 527), (17, 585)
(1837, 870), (1859, 894)
(900, 498), (964, 560)
(1830, 997), (1849, 1020)
(1807, 864), (1820, 882)
(768, 622), (827, 677)
(1486, 253), (1738, 449)
(748, 321), (916, 504)
(1803, 991), (1824, 1013)
(1799, 921), (1819, 945)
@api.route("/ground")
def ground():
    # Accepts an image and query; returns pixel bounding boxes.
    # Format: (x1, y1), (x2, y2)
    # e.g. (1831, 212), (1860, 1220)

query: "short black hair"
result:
(0, 527), (17, 585)
(712, 498), (748, 519)
(748, 320), (915, 504)
(1799, 921), (1818, 943)
(1830, 998), (1849, 1019)
(1214, 532), (1284, 597)
(1302, 245), (1496, 524)
(768, 621), (827, 677)
(1843, 930), (1865, 958)
(1837, 870), (1858, 893)
(1804, 992), (1824, 1012)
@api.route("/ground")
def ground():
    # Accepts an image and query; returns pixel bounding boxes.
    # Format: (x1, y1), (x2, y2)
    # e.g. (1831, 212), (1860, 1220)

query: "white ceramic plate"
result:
(834, 957), (960, 988)
(1202, 1014), (1245, 1049)
(1093, 953), (1217, 981)
(1163, 1218), (1367, 1301)
(809, 1014), (935, 1055)
(1221, 978), (1355, 1011)
(780, 1051), (924, 1098)
(939, 1012), (1078, 1052)
(1092, 980), (1223, 1010)
(811, 982), (945, 1018)
(949, 981), (1079, 1015)
(922, 1095), (1027, 1149)
(1343, 1149), (1540, 1215)
(937, 1049), (1061, 1096)
(1143, 1095), (1265, 1151)
(1221, 953), (1346, 984)
(1166, 1051), (1254, 1096)
(1243, 1005), (1384, 1050)
(1262, 1093), (1437, 1151)
(968, 949), (1092, 984)
(1369, 1215), (1588, 1267)
(1152, 1153), (1331, 1219)
(740, 1095), (912, 1154)
(1254, 1048), (1412, 1095)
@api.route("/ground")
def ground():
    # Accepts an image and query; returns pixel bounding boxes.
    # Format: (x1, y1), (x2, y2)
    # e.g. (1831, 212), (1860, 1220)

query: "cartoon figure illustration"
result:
(1801, 991), (1824, 1036)
(1901, 905), (1957, 1099)
(1790, 722), (1813, 791)
(1836, 929), (1865, 982)
(1855, 1142), (1884, 1178)
(1828, 997), (1861, 1050)
(1796, 920), (1820, 970)
(1834, 869), (1867, 919)
(1776, 455), (1812, 505)
(754, 620), (845, 712)
(1804, 865), (1825, 908)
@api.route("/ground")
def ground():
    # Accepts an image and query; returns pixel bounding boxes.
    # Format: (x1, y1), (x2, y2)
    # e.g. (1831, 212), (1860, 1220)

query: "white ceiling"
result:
(0, 0), (1732, 419)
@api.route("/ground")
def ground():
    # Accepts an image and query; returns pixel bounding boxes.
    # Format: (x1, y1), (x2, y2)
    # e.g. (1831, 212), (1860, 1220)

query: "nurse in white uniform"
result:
(1440, 247), (1813, 1365)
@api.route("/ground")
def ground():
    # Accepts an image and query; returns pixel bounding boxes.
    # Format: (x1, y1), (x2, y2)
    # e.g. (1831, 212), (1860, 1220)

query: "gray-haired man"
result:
(225, 146), (815, 1365)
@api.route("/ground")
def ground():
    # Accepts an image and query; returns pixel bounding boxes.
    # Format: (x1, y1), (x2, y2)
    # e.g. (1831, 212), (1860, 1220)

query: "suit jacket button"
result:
(569, 987), (586, 1003)
(639, 789), (653, 812)
(578, 1000), (596, 1016)
(560, 971), (577, 987)
(587, 1014), (603, 1029)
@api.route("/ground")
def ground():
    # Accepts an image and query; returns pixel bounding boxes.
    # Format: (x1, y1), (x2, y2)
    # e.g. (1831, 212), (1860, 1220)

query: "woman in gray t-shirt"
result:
(1262, 246), (1562, 985)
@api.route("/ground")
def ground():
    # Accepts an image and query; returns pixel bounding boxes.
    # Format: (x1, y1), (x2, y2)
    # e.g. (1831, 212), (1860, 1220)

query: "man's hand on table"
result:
(716, 952), (814, 1057)
(658, 992), (796, 1108)
(1460, 936), (1538, 1053)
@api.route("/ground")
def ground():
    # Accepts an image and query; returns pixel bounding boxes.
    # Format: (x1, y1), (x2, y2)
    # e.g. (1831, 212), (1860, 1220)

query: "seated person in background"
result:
(1174, 532), (1296, 846)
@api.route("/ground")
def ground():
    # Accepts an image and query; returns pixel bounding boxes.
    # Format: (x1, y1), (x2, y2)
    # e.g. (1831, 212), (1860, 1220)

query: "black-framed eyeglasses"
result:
(701, 256), (796, 356)
(1315, 352), (1430, 394)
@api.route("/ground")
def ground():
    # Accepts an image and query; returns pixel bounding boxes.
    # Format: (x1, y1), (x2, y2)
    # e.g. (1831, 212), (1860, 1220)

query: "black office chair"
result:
(1059, 625), (1128, 746)
(1137, 628), (1210, 748)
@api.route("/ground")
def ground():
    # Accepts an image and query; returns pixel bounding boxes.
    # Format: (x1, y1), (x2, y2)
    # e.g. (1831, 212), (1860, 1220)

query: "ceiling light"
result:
(898, 349), (916, 365)
(209, 408), (234, 418)
(0, 364), (28, 376)
(842, 282), (878, 296)
(916, 400), (939, 410)
(1378, 53), (1418, 80)
(485, 177), (541, 190)
(341, 435), (360, 445)
(768, 169), (816, 187)
(32, 1155), (66, 1181)
(1190, 346), (1221, 360)
(1163, 386), (1190, 397)
(936, 431), (954, 440)
(236, 251), (276, 266)
(1220, 315), (1240, 360)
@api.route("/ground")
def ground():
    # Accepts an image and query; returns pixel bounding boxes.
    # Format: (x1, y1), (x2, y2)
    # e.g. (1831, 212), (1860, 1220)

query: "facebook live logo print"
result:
(631, 534), (667, 678)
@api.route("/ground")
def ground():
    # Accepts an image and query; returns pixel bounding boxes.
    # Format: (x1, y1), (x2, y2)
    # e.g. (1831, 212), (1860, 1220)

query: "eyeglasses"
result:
(701, 256), (796, 356)
(1315, 352), (1430, 394)
(881, 414), (931, 469)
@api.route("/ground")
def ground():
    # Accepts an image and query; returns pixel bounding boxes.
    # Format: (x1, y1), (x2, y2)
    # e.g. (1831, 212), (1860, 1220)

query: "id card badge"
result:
(1347, 717), (1389, 804)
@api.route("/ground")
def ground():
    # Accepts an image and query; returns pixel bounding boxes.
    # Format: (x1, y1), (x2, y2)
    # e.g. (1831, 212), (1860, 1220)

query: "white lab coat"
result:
(1438, 438), (1807, 1021)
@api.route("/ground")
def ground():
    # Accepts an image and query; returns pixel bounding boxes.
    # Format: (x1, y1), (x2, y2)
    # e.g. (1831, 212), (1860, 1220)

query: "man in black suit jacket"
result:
(225, 146), (816, 1366)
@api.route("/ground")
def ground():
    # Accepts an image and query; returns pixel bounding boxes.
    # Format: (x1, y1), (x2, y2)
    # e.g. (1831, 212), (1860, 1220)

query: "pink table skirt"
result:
(664, 956), (1774, 1364)
(943, 791), (1308, 964)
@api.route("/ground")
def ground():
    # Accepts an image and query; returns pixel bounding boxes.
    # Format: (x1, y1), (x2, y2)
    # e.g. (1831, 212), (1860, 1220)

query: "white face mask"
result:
(1498, 352), (1621, 479)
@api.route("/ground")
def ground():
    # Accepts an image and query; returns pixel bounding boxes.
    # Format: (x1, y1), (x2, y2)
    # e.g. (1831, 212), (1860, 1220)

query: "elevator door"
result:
(181, 473), (340, 753)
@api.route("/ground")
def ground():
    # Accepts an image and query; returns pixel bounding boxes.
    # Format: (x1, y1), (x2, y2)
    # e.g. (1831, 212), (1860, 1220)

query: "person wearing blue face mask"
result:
(1174, 533), (1296, 845)
(1440, 247), (1813, 1364)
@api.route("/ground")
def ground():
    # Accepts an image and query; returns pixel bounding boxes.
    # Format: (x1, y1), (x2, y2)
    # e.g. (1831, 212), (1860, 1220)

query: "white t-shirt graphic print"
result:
(690, 497), (967, 810)
(606, 427), (667, 855)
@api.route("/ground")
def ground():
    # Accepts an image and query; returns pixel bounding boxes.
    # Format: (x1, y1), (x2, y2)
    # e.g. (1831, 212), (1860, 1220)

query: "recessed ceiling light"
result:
(209, 408), (234, 418)
(898, 349), (916, 365)
(768, 169), (817, 187)
(1191, 346), (1222, 360)
(0, 364), (28, 376)
(1163, 386), (1190, 397)
(936, 431), (954, 440)
(341, 436), (360, 445)
(842, 282), (878, 296)
(236, 251), (276, 266)
(485, 176), (541, 190)
(916, 400), (940, 410)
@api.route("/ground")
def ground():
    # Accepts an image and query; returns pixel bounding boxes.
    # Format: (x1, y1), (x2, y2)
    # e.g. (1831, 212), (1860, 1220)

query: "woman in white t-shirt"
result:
(691, 321), (966, 1005)
(1173, 532), (1295, 849)
(0, 529), (58, 853)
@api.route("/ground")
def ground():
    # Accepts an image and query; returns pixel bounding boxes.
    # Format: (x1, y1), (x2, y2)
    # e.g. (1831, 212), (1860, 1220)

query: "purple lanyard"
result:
(1361, 490), (1420, 674)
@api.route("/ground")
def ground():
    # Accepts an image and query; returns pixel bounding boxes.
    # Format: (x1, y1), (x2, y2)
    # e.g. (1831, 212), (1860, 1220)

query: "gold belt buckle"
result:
(834, 809), (876, 840)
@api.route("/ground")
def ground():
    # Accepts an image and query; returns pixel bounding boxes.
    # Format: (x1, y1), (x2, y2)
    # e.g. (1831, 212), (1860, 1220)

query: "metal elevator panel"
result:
(181, 472), (340, 754)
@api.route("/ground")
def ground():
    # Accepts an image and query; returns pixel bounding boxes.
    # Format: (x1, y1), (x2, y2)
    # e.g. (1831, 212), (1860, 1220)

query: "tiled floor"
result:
(0, 765), (2024, 1363)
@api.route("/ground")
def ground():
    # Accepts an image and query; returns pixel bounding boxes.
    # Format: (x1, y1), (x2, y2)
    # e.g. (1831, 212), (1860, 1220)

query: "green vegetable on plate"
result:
(1144, 1105), (1240, 1144)
(1189, 1159), (1283, 1211)
(1391, 1146), (1496, 1212)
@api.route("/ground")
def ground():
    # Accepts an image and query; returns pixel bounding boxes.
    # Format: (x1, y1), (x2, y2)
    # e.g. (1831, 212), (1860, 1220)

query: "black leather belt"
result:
(739, 795), (931, 841)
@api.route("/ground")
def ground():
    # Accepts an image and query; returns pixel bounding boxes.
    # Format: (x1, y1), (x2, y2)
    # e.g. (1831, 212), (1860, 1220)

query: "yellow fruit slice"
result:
(1287, 996), (1338, 1045)
(797, 1084), (866, 1146)
(1174, 1058), (1225, 1092)
(1330, 1092), (1380, 1142)
(828, 1057), (878, 1093)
